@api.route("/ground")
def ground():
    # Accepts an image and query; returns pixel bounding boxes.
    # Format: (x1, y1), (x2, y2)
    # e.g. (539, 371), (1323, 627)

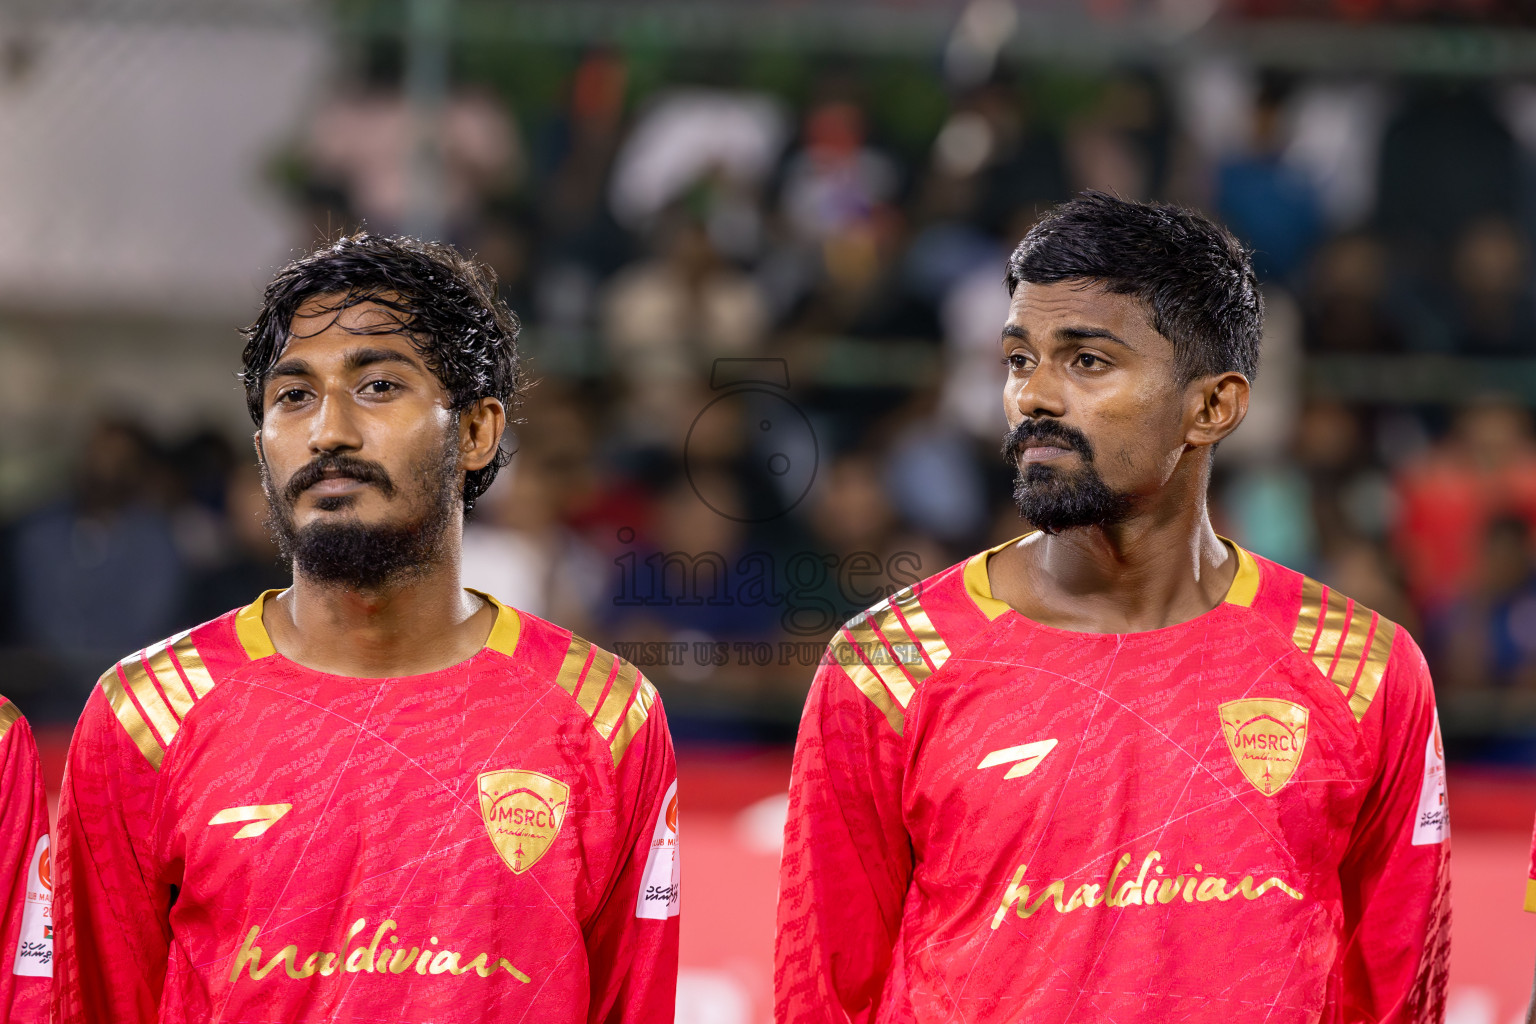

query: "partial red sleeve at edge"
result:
(0, 711), (51, 1024)
(585, 692), (680, 1024)
(774, 657), (911, 1024)
(1338, 630), (1451, 1024)
(53, 687), (173, 1024)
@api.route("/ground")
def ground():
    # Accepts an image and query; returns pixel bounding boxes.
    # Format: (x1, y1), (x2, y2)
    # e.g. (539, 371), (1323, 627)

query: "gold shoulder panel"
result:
(829, 585), (957, 736)
(234, 591), (280, 660)
(962, 537), (1023, 622)
(1221, 540), (1262, 608)
(465, 589), (522, 657)
(553, 634), (656, 767)
(0, 702), (21, 742)
(98, 627), (226, 770)
(1291, 576), (1398, 723)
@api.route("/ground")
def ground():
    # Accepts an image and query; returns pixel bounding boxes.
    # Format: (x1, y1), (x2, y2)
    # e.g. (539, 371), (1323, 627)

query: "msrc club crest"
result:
(1219, 698), (1309, 796)
(478, 770), (570, 874)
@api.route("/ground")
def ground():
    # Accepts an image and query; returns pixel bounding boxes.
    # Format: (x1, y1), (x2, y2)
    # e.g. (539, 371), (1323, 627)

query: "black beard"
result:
(262, 436), (461, 590)
(1001, 418), (1135, 535)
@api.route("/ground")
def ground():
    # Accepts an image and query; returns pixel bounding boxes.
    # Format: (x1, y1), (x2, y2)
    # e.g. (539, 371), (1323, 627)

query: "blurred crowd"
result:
(7, 48), (1536, 754)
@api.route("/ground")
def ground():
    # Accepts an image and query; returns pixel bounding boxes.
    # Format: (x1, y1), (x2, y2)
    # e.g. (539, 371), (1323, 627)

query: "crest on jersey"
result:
(1219, 699), (1309, 796)
(477, 770), (570, 874)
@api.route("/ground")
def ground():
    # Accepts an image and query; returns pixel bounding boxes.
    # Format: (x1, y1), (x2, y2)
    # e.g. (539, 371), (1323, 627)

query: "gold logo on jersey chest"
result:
(1219, 699), (1309, 796)
(477, 770), (569, 874)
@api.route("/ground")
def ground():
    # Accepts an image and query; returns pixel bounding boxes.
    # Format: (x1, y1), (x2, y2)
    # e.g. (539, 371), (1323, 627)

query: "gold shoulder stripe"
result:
(608, 676), (656, 767)
(555, 635), (596, 702)
(171, 632), (217, 699)
(1346, 614), (1396, 723)
(1525, 878), (1536, 913)
(592, 658), (642, 742)
(827, 587), (957, 737)
(118, 651), (179, 751)
(829, 629), (907, 735)
(99, 663), (165, 769)
(143, 639), (196, 720)
(0, 702), (20, 742)
(98, 629), (226, 770)
(554, 635), (654, 763)
(889, 587), (952, 682)
(1291, 575), (1398, 723)
(845, 604), (916, 710)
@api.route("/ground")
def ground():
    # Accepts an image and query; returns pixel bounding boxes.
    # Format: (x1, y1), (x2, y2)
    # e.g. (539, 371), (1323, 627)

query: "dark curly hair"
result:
(1006, 192), (1263, 385)
(241, 233), (522, 508)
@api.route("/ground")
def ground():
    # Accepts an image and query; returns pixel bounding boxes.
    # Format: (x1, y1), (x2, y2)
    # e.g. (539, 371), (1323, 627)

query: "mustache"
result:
(281, 454), (396, 504)
(1000, 419), (1097, 464)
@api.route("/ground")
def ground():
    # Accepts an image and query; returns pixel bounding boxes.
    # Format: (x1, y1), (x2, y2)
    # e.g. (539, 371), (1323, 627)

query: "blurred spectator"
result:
(1393, 399), (1536, 612)
(462, 453), (607, 635)
(10, 420), (183, 687)
(1449, 216), (1536, 355)
(304, 81), (523, 238)
(601, 210), (770, 438)
(1302, 233), (1403, 352)
(1216, 75), (1324, 283)
(1064, 74), (1167, 201)
(1438, 517), (1536, 691)
(1377, 85), (1519, 259)
(780, 101), (897, 246)
(178, 461), (289, 628)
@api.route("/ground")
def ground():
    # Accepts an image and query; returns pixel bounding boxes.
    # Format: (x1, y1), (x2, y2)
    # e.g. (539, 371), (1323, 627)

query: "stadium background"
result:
(1, 0), (1535, 1018)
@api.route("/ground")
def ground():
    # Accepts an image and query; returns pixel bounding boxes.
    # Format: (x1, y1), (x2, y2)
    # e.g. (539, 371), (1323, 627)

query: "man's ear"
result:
(459, 397), (507, 472)
(1185, 371), (1250, 448)
(253, 431), (264, 463)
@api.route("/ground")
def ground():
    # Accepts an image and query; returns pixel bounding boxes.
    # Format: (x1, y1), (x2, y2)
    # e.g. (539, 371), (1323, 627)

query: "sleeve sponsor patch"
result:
(636, 779), (680, 920)
(1411, 714), (1448, 847)
(13, 834), (52, 977)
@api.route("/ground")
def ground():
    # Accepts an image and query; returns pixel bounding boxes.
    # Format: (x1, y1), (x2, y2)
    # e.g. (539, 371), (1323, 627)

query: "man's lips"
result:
(1019, 445), (1074, 462)
(304, 474), (372, 497)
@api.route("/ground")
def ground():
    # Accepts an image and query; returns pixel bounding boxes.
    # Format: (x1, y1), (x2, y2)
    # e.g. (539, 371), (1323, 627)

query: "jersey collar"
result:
(962, 533), (1262, 621)
(234, 588), (522, 661)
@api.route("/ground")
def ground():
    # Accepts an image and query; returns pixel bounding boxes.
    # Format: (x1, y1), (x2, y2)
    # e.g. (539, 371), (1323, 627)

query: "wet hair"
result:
(1005, 191), (1263, 384)
(241, 233), (521, 508)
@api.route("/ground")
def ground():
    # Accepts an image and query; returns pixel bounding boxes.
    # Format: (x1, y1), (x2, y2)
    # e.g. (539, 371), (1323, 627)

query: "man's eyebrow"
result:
(266, 357), (312, 381)
(999, 324), (1133, 349)
(343, 347), (424, 372)
(1060, 326), (1134, 348)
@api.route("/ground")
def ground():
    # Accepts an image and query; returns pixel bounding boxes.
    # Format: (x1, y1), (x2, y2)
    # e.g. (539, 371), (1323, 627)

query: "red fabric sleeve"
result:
(585, 690), (680, 1024)
(1337, 631), (1451, 1024)
(0, 707), (51, 1024)
(774, 653), (912, 1024)
(54, 685), (175, 1024)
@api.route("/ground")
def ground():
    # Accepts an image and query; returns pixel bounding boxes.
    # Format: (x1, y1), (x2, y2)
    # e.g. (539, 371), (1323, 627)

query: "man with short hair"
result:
(54, 234), (680, 1023)
(775, 193), (1450, 1023)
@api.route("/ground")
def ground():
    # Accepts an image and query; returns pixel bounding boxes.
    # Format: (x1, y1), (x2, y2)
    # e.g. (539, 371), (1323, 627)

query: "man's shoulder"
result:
(91, 600), (266, 771)
(482, 601), (663, 770)
(1235, 548), (1413, 725)
(822, 544), (1009, 735)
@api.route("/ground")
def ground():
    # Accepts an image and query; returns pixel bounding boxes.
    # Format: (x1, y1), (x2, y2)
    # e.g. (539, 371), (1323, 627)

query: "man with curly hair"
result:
(53, 234), (680, 1023)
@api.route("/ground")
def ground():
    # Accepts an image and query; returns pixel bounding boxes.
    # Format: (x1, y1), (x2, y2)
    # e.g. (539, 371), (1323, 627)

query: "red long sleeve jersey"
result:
(55, 591), (680, 1023)
(0, 696), (52, 1023)
(776, 538), (1451, 1024)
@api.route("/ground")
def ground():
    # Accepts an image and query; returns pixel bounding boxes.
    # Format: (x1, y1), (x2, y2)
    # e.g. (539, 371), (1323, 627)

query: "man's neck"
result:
(988, 504), (1237, 634)
(263, 556), (497, 678)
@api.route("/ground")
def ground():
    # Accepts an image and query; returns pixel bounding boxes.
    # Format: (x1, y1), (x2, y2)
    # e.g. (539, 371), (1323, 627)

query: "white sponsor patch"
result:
(636, 779), (680, 919)
(14, 834), (51, 977)
(1411, 714), (1449, 846)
